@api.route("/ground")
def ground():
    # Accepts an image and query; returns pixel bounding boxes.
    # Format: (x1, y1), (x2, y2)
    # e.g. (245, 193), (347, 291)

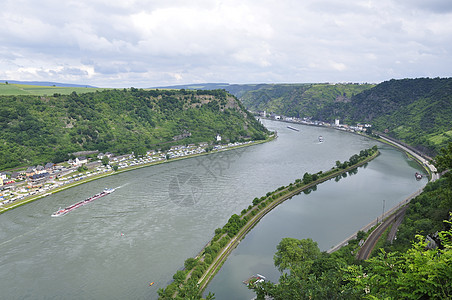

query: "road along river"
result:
(0, 120), (426, 299)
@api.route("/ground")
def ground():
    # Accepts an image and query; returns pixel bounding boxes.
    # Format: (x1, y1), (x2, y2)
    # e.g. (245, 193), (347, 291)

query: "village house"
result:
(75, 156), (88, 166)
(35, 165), (45, 174)
(11, 172), (24, 180)
(44, 162), (54, 171)
(97, 152), (113, 159)
(25, 166), (36, 177)
(28, 172), (49, 187)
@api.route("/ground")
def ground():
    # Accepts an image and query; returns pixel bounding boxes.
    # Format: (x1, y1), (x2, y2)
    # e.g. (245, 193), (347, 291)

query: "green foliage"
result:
(345, 226), (452, 299)
(239, 83), (373, 118)
(385, 178), (452, 253)
(337, 78), (452, 155)
(223, 213), (246, 237)
(239, 78), (452, 155)
(253, 226), (452, 300)
(0, 82), (106, 96)
(251, 158), (451, 300)
(0, 88), (269, 170)
(302, 172), (312, 184)
(435, 142), (452, 184)
(274, 238), (321, 274)
(77, 165), (88, 172)
(101, 156), (109, 166)
(184, 257), (197, 271)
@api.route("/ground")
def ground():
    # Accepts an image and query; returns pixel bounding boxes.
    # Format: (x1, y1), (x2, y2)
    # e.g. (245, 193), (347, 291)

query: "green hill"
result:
(343, 78), (452, 156)
(237, 78), (452, 155)
(238, 83), (374, 117)
(0, 88), (269, 169)
(0, 82), (106, 96)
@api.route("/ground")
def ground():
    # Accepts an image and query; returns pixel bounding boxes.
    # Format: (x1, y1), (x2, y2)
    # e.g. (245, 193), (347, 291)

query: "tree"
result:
(274, 238), (321, 274)
(345, 225), (452, 299)
(435, 142), (452, 184)
(302, 172), (312, 184)
(77, 165), (88, 172)
(112, 165), (118, 171)
(101, 156), (110, 166)
(184, 257), (197, 270)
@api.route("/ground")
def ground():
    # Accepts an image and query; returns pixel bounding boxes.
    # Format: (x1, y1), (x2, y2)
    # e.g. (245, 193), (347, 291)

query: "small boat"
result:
(415, 172), (423, 180)
(243, 274), (266, 286)
(287, 126), (300, 131)
(149, 282), (155, 286)
(318, 136), (324, 142)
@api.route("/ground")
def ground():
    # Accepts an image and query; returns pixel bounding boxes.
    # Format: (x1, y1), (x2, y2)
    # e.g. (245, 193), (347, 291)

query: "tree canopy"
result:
(0, 88), (269, 169)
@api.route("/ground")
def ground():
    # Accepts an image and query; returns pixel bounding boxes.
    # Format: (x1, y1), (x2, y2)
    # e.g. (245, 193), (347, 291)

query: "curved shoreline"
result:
(0, 136), (276, 215)
(194, 130), (436, 296)
(197, 150), (379, 291)
(157, 147), (379, 298)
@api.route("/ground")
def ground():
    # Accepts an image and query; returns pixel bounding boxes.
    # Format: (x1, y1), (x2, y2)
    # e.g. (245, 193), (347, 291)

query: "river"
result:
(0, 120), (427, 299)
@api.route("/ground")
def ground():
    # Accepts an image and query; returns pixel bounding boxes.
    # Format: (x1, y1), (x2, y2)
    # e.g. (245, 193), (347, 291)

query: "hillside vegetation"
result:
(0, 88), (269, 169)
(0, 82), (105, 96)
(249, 143), (452, 300)
(342, 78), (452, 156)
(239, 83), (374, 117)
(237, 78), (452, 155)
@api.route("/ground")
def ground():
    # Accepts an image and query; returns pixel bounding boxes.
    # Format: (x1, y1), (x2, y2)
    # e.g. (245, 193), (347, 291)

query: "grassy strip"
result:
(0, 137), (275, 215)
(158, 147), (379, 299)
(200, 149), (379, 289)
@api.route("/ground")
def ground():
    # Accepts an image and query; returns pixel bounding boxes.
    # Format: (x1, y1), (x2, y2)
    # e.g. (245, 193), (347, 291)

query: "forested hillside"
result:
(342, 78), (452, 156)
(250, 143), (452, 300)
(238, 78), (452, 155)
(238, 83), (374, 117)
(0, 88), (269, 169)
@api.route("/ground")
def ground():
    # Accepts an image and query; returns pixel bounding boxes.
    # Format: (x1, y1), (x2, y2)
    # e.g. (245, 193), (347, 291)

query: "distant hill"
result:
(153, 83), (231, 90)
(237, 78), (452, 156)
(153, 83), (282, 98)
(0, 82), (104, 96)
(1, 80), (97, 88)
(0, 88), (269, 169)
(237, 83), (375, 117)
(337, 78), (452, 156)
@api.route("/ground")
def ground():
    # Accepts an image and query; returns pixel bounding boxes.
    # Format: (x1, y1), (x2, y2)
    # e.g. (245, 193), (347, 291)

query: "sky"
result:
(1, 0), (452, 88)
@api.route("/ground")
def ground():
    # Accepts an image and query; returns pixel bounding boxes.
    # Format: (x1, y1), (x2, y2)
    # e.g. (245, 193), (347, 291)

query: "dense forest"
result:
(318, 78), (452, 156)
(249, 143), (452, 300)
(238, 83), (374, 118)
(0, 88), (269, 169)
(234, 78), (452, 155)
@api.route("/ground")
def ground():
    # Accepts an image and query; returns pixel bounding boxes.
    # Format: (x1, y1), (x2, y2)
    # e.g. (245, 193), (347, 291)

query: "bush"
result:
(184, 258), (197, 270)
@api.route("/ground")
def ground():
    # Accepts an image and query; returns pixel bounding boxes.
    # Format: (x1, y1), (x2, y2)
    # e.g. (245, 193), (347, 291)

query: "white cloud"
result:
(0, 0), (451, 87)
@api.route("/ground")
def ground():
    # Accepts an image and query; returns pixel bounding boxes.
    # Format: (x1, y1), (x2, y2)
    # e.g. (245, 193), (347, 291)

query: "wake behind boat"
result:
(51, 188), (115, 217)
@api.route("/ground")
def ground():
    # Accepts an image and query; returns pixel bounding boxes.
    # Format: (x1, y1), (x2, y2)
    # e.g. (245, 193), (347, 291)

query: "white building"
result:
(216, 134), (222, 142)
(335, 119), (340, 126)
(75, 156), (88, 166)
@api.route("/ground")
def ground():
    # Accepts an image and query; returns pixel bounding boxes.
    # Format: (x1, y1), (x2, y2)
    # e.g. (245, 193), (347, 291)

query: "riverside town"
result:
(0, 114), (372, 212)
(0, 137), (258, 211)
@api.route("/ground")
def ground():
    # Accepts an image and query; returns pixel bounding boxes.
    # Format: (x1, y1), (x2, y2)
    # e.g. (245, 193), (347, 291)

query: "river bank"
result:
(0, 136), (276, 215)
(0, 119), (428, 300)
(158, 147), (379, 298)
(263, 118), (435, 179)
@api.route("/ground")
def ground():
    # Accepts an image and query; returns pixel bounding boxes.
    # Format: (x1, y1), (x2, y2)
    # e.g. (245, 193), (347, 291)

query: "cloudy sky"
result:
(1, 0), (452, 87)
